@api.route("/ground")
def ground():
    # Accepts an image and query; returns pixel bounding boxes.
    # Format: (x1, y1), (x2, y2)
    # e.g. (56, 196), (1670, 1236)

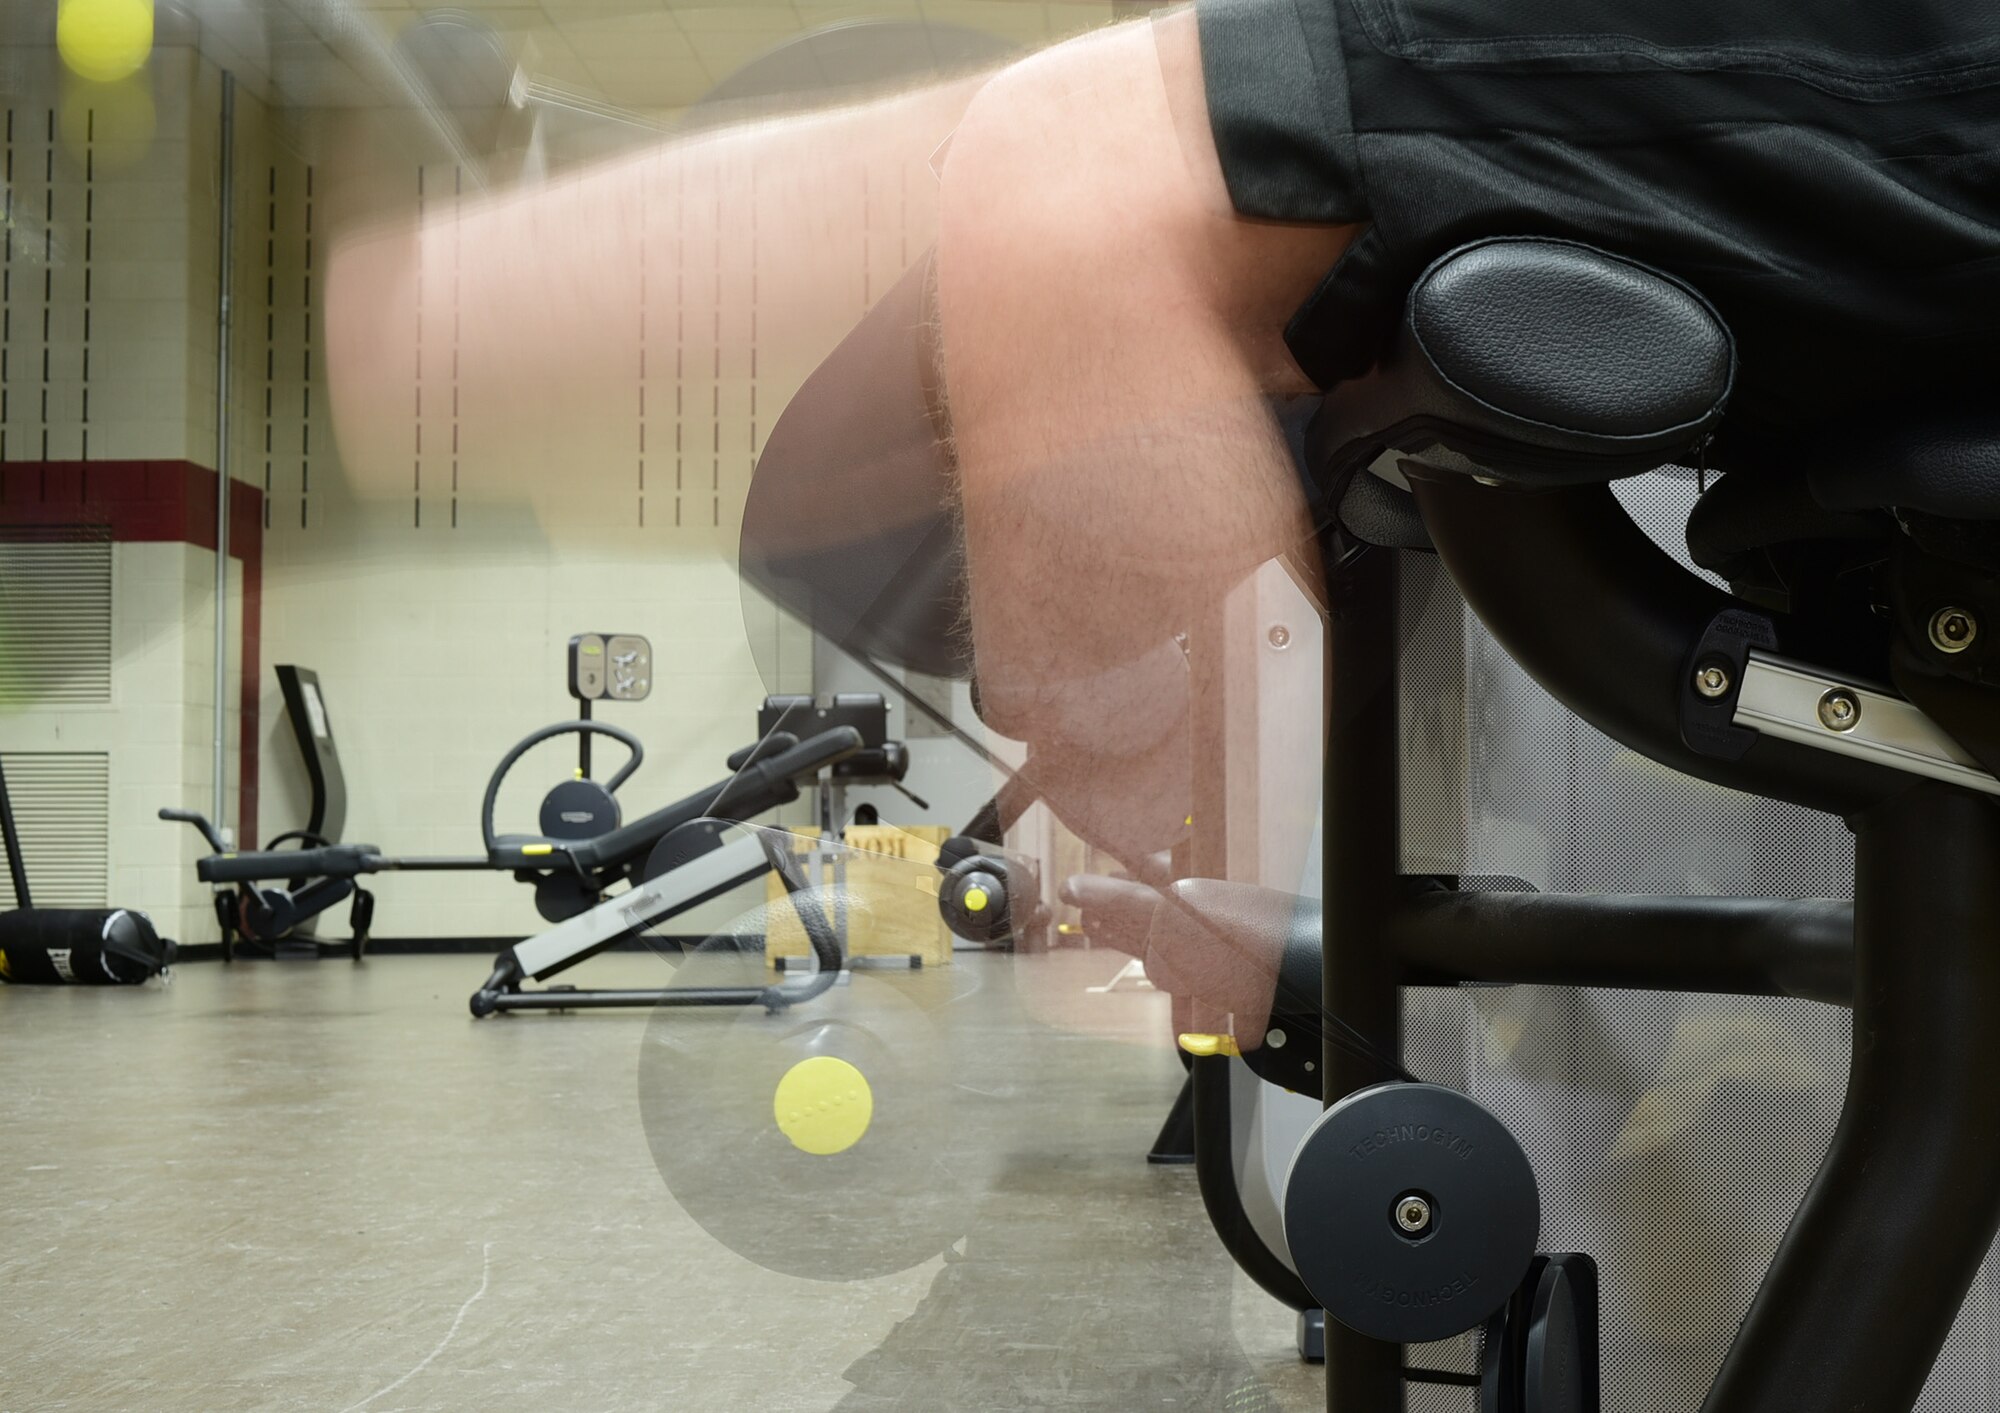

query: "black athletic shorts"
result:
(1196, 0), (2000, 434)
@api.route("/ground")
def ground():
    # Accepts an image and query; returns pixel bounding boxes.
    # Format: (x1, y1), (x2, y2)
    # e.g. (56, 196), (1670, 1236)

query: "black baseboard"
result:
(172, 936), (717, 964)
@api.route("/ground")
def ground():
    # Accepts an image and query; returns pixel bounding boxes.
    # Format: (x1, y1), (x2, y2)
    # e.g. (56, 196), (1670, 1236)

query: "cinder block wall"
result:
(1, 5), (1075, 944)
(0, 47), (253, 943)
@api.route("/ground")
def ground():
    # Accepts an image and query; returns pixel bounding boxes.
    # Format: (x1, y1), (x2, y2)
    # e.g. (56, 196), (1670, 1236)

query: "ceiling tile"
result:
(672, 6), (812, 33)
(582, 53), (714, 103)
(558, 17), (698, 59)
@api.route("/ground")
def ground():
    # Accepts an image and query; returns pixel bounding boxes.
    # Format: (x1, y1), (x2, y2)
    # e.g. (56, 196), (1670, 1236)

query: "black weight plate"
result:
(1283, 1082), (1540, 1344)
(641, 819), (729, 883)
(540, 778), (619, 841)
(1524, 1261), (1585, 1413)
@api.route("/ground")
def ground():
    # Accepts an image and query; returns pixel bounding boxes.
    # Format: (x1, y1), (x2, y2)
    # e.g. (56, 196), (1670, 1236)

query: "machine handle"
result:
(197, 842), (382, 884)
(705, 726), (865, 823)
(481, 720), (645, 852)
(159, 807), (229, 854)
(725, 732), (799, 773)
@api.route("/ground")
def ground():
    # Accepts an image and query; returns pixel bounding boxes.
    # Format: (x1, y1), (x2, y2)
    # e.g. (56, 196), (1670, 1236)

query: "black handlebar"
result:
(159, 807), (229, 854)
(197, 842), (383, 884)
(709, 726), (865, 818)
(725, 732), (800, 773)
(481, 720), (645, 852)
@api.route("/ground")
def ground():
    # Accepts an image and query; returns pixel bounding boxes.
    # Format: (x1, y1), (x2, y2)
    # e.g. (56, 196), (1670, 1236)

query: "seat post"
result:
(1705, 783), (2000, 1413)
(1321, 546), (1407, 1412)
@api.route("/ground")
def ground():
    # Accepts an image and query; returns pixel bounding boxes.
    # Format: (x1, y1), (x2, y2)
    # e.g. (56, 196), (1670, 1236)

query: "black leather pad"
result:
(1308, 237), (1736, 495)
(1411, 239), (1734, 441)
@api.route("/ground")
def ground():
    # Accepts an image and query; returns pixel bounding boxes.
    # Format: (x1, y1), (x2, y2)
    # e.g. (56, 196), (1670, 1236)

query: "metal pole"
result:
(1703, 784), (2000, 1412)
(211, 71), (236, 838)
(1321, 546), (1406, 1411)
(0, 755), (34, 910)
(1391, 892), (1854, 1007)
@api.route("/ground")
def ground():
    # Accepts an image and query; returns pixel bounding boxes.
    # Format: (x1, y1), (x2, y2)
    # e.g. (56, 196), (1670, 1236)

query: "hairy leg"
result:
(936, 11), (1354, 863)
(325, 75), (990, 500)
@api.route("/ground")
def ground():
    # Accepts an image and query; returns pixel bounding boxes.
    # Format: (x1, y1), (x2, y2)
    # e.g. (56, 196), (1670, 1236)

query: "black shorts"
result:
(1195, 0), (2000, 430)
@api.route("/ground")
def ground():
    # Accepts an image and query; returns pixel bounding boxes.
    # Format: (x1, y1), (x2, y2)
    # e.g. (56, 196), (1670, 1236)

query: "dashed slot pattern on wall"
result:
(264, 163), (317, 530)
(0, 751), (111, 908)
(1, 108), (65, 465)
(411, 164), (465, 528)
(0, 529), (113, 705)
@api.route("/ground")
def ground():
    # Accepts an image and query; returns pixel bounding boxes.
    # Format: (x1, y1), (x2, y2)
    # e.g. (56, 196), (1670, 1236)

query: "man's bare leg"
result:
(936, 11), (1354, 863)
(325, 76), (991, 499)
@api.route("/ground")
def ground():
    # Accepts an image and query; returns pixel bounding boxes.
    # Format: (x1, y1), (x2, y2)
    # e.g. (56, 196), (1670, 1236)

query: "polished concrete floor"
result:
(1, 952), (1323, 1412)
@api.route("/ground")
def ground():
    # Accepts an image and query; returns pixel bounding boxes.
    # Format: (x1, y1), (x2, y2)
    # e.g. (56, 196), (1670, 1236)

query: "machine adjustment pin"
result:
(1930, 607), (1979, 655)
(1817, 689), (1863, 733)
(1694, 663), (1732, 699)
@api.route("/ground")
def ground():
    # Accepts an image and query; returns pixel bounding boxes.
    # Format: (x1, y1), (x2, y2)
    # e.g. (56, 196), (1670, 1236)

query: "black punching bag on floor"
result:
(0, 907), (176, 985)
(0, 757), (175, 985)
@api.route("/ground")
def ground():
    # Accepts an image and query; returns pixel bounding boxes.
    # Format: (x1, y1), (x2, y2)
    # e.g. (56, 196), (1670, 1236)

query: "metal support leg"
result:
(1148, 1070), (1198, 1166)
(1703, 785), (2000, 1412)
(1323, 548), (1407, 1412)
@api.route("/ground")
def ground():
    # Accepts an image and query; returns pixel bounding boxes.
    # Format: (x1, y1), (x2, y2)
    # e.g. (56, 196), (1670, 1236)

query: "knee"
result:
(936, 22), (1198, 303)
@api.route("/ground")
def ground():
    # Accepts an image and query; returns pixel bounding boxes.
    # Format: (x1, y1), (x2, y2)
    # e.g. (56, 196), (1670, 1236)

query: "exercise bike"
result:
(161, 665), (376, 962)
(746, 237), (2000, 1413)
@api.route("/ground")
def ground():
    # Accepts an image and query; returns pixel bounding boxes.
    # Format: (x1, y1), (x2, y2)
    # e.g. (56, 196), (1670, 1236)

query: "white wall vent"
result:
(0, 530), (114, 706)
(0, 751), (111, 908)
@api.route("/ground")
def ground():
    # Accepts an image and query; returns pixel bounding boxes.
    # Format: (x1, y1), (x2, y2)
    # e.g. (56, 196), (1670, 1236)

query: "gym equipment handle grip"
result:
(197, 843), (382, 884)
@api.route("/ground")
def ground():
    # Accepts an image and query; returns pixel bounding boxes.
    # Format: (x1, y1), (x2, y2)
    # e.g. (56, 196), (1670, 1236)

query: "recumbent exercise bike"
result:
(750, 234), (2000, 1413)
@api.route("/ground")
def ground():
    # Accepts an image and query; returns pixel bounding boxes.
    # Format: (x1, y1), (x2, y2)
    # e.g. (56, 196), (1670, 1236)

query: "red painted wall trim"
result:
(0, 460), (266, 845)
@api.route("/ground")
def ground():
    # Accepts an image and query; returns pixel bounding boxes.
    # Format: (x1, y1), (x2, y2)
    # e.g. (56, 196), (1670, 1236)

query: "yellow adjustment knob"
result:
(1178, 1032), (1241, 1059)
(772, 1056), (874, 1156)
(962, 887), (989, 914)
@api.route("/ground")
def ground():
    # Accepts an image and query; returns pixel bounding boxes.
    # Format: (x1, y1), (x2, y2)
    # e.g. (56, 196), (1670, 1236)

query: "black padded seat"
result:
(1689, 416), (2000, 600)
(1809, 414), (2000, 521)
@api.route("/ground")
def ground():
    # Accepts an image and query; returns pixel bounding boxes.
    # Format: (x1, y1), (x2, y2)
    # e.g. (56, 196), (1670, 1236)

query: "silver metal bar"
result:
(211, 71), (236, 839)
(510, 832), (771, 978)
(1733, 652), (2000, 798)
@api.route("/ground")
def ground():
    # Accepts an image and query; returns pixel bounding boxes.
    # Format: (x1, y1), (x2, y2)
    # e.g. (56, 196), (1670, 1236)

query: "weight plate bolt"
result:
(1817, 689), (1862, 733)
(1694, 662), (1732, 699)
(1394, 1192), (1434, 1237)
(1931, 607), (1979, 655)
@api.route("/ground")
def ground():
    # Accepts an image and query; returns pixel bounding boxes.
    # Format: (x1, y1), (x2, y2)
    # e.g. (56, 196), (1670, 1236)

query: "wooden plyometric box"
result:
(765, 824), (954, 967)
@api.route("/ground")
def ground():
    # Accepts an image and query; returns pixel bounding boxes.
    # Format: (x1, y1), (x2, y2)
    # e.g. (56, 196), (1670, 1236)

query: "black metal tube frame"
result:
(1306, 484), (2000, 1412)
(1321, 546), (1409, 1410)
(0, 754), (33, 909)
(1392, 891), (1853, 1007)
(1188, 1054), (1319, 1313)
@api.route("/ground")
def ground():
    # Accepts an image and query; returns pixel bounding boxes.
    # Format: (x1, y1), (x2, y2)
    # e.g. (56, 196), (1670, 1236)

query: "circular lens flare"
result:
(57, 0), (155, 85)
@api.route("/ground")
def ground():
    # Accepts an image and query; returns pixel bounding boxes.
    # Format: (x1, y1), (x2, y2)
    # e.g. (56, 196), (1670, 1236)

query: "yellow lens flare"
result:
(61, 74), (158, 172)
(57, 0), (154, 85)
(772, 1055), (874, 1156)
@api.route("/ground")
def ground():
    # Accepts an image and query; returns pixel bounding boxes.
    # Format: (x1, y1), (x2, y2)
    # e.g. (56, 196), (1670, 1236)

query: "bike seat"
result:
(1688, 414), (2000, 607)
(1809, 414), (2000, 520)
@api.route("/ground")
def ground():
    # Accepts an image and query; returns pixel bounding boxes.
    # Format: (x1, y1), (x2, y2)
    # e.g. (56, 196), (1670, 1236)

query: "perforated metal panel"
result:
(1395, 473), (2000, 1412)
(0, 751), (110, 908)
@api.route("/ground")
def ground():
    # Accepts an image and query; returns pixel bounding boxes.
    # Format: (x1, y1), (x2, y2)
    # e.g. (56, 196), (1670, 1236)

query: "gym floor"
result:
(2, 953), (1322, 1412)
